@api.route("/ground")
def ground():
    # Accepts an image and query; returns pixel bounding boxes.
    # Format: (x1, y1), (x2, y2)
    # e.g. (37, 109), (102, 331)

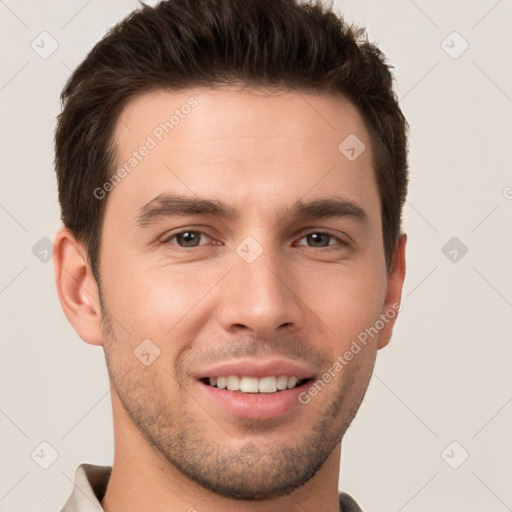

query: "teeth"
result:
(276, 375), (288, 390)
(240, 376), (259, 393)
(207, 375), (304, 393)
(287, 376), (298, 388)
(227, 375), (239, 391)
(258, 376), (276, 393)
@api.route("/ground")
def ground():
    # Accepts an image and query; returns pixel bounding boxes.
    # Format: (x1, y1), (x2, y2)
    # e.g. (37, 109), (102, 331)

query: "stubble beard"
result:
(101, 311), (374, 501)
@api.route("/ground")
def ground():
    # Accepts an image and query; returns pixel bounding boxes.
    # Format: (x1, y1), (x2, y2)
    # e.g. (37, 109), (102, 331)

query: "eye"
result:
(295, 231), (347, 250)
(161, 229), (348, 252)
(162, 230), (213, 248)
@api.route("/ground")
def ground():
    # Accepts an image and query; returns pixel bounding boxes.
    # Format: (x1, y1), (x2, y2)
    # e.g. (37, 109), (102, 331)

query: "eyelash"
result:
(161, 229), (349, 253)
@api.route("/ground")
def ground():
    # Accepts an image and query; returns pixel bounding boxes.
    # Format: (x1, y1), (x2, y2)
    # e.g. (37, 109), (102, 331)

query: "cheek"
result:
(300, 264), (386, 341)
(101, 258), (215, 341)
(101, 239), (387, 354)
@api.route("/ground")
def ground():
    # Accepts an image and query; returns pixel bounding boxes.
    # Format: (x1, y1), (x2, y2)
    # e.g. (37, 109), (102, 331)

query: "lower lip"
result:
(197, 380), (311, 420)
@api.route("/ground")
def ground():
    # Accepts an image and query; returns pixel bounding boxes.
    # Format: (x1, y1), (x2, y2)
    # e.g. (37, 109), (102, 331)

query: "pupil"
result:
(179, 231), (198, 247)
(177, 232), (329, 248)
(309, 233), (329, 247)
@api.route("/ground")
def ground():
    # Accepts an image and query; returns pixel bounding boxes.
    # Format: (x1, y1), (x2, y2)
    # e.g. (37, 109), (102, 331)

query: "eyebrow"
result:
(135, 193), (369, 228)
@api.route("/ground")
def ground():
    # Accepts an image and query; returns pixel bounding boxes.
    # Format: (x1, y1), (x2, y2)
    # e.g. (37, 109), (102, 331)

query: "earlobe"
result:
(377, 233), (407, 350)
(53, 226), (104, 346)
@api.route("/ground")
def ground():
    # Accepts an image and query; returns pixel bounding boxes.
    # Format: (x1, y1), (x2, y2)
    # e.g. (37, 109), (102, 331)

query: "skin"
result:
(54, 86), (406, 512)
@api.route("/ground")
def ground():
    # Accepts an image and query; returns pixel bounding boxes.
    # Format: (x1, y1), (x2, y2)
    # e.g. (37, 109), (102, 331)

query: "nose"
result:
(217, 242), (304, 339)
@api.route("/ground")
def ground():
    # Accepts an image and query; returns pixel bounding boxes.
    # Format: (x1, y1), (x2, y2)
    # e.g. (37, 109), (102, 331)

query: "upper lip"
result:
(194, 359), (316, 380)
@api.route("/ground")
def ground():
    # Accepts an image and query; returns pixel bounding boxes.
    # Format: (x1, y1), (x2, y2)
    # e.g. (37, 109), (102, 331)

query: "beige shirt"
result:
(60, 463), (363, 512)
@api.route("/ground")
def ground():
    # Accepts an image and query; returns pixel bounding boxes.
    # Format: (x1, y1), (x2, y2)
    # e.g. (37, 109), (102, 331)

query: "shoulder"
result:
(338, 491), (364, 512)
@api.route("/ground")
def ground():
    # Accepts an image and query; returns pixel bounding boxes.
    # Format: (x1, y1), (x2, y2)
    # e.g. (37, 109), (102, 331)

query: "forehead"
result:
(114, 86), (371, 160)
(108, 86), (379, 225)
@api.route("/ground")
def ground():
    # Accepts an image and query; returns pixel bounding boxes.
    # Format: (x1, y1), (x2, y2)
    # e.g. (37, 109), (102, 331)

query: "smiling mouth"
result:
(200, 375), (313, 394)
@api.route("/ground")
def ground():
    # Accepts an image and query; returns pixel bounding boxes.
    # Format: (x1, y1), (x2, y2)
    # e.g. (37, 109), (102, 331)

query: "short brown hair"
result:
(55, 0), (408, 280)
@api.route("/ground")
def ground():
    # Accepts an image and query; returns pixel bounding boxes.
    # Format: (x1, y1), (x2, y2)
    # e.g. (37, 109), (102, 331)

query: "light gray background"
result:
(1, 0), (511, 511)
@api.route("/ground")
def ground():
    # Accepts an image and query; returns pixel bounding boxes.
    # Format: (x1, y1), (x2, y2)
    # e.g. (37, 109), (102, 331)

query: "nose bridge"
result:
(218, 235), (303, 337)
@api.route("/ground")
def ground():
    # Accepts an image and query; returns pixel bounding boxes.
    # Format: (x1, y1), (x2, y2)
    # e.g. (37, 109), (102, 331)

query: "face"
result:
(93, 87), (403, 500)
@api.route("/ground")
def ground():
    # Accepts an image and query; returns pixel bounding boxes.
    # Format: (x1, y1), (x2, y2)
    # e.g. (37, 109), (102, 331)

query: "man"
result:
(53, 0), (408, 510)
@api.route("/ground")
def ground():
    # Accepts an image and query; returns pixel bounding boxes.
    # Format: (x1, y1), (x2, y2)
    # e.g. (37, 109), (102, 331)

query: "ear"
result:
(53, 226), (104, 346)
(377, 233), (407, 350)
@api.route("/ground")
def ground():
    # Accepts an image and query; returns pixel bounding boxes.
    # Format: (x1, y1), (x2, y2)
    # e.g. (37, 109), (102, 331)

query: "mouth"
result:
(194, 359), (317, 420)
(199, 375), (313, 394)
(196, 374), (315, 420)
